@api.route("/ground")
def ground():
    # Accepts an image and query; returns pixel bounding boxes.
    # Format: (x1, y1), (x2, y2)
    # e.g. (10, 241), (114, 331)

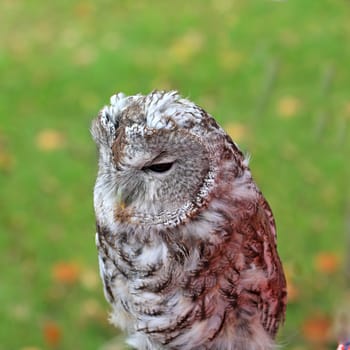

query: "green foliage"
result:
(1, 0), (349, 349)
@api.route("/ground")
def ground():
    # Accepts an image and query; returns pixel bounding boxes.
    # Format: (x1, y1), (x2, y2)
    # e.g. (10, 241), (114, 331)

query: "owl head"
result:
(91, 91), (245, 229)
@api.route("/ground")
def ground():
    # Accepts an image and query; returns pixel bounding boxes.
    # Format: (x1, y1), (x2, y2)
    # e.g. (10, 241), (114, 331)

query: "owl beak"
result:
(114, 189), (135, 223)
(116, 189), (127, 209)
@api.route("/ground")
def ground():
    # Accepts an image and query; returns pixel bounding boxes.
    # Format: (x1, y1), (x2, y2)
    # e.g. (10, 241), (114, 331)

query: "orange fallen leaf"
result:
(314, 252), (340, 274)
(52, 262), (80, 284)
(301, 313), (332, 344)
(43, 321), (61, 347)
(36, 129), (65, 151)
(277, 96), (301, 118)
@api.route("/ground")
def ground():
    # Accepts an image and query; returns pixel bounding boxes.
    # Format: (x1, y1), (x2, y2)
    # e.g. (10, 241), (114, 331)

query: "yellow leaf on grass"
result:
(36, 129), (65, 151)
(80, 298), (104, 319)
(0, 149), (14, 172)
(344, 102), (350, 116)
(80, 268), (99, 290)
(218, 50), (243, 72)
(168, 31), (204, 63)
(211, 0), (236, 13)
(12, 303), (30, 321)
(277, 96), (301, 119)
(311, 215), (327, 234)
(224, 122), (248, 143)
(150, 77), (173, 92)
(0, 132), (15, 171)
(74, 2), (94, 17)
(284, 266), (299, 303)
(73, 46), (97, 66)
(279, 30), (300, 47)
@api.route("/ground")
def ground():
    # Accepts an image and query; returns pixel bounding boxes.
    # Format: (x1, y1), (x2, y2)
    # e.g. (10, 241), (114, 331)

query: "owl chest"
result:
(99, 234), (177, 310)
(98, 228), (277, 350)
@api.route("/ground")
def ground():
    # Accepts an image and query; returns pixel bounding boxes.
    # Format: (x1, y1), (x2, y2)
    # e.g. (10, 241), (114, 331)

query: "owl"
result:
(91, 91), (287, 350)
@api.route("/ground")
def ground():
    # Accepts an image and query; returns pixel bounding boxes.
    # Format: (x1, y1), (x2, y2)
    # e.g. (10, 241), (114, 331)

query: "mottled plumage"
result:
(91, 91), (287, 350)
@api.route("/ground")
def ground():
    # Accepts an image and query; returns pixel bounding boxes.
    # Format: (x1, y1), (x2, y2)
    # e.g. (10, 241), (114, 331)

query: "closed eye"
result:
(144, 162), (174, 173)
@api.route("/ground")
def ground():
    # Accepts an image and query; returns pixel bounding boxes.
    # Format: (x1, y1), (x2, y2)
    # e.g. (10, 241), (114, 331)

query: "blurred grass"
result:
(1, 0), (350, 349)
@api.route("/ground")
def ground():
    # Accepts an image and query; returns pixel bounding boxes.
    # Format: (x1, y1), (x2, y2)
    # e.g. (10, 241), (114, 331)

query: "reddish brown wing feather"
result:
(259, 193), (278, 243)
(256, 193), (287, 336)
(181, 192), (287, 340)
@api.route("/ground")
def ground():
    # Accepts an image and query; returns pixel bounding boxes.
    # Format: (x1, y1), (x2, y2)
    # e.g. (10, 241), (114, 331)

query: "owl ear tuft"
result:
(91, 92), (129, 147)
(100, 106), (118, 136)
(91, 92), (138, 147)
(91, 108), (117, 148)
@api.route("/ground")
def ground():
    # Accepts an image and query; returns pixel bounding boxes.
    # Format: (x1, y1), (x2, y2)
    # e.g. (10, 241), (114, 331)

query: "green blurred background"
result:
(1, 0), (350, 349)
